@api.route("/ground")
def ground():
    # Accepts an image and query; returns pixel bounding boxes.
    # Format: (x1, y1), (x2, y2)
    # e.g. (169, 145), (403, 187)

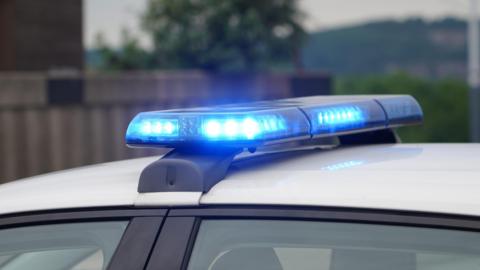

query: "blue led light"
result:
(312, 106), (367, 133)
(317, 106), (364, 126)
(224, 120), (239, 136)
(137, 119), (178, 136)
(126, 118), (179, 144)
(201, 116), (285, 141)
(302, 99), (387, 136)
(205, 120), (222, 138)
(242, 118), (260, 139)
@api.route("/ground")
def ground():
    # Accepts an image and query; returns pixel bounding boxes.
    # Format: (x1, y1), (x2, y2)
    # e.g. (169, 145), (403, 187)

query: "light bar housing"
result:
(126, 95), (422, 148)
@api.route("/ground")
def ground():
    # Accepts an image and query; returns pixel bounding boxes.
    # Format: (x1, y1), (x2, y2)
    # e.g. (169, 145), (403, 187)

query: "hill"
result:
(302, 18), (467, 78)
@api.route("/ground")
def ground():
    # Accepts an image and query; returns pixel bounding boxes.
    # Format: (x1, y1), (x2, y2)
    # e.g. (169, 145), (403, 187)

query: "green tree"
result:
(142, 0), (305, 72)
(94, 29), (151, 71)
(302, 18), (466, 77)
(336, 73), (469, 142)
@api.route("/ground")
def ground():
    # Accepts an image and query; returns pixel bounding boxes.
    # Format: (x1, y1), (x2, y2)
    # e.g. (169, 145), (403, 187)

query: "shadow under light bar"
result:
(125, 95), (423, 148)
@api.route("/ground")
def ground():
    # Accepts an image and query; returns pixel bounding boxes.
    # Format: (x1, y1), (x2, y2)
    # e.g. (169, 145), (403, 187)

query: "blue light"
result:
(205, 120), (222, 138)
(138, 120), (178, 136)
(269, 118), (278, 131)
(164, 121), (176, 134)
(242, 118), (260, 139)
(316, 106), (363, 127)
(305, 102), (386, 136)
(126, 118), (179, 144)
(140, 119), (178, 135)
(224, 119), (239, 137)
(141, 121), (152, 134)
(201, 116), (281, 140)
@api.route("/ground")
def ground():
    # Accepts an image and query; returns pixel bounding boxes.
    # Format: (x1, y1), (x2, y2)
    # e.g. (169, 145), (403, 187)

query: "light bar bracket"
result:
(138, 148), (240, 193)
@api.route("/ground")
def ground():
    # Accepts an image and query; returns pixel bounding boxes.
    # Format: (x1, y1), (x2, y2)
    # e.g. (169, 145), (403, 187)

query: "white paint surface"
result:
(1, 144), (480, 216)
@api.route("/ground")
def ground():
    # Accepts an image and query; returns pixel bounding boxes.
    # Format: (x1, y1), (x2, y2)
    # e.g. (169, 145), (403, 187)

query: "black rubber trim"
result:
(168, 206), (480, 232)
(145, 216), (199, 270)
(107, 216), (165, 270)
(138, 148), (240, 193)
(0, 208), (166, 229)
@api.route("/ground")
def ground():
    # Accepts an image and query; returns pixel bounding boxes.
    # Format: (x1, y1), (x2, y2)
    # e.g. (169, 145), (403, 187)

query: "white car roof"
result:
(1, 143), (479, 216)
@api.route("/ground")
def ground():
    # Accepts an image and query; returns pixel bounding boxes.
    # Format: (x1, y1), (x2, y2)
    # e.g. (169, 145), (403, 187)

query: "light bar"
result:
(126, 95), (423, 147)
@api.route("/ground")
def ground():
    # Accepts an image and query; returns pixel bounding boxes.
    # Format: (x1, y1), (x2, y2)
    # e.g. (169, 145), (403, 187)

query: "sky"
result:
(84, 0), (470, 48)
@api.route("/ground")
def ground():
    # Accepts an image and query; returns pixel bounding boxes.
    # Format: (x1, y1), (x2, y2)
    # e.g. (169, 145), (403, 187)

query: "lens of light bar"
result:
(316, 106), (364, 126)
(125, 117), (180, 146)
(130, 119), (179, 137)
(301, 100), (387, 136)
(375, 96), (423, 126)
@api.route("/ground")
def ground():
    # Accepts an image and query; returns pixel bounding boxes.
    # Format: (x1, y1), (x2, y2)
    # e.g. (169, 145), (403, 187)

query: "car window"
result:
(0, 221), (128, 270)
(187, 220), (480, 270)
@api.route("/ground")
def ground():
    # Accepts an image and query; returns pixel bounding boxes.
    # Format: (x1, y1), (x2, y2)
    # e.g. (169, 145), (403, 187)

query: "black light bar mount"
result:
(138, 147), (241, 193)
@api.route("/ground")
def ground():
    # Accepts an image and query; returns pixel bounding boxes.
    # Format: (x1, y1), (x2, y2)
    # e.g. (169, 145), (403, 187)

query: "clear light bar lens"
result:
(303, 100), (387, 136)
(375, 96), (423, 126)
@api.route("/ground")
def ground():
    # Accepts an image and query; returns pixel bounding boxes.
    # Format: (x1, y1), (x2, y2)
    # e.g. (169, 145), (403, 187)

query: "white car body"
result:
(1, 143), (479, 217)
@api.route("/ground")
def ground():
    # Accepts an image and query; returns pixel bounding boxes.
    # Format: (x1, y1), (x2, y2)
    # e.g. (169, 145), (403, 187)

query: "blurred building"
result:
(0, 0), (83, 71)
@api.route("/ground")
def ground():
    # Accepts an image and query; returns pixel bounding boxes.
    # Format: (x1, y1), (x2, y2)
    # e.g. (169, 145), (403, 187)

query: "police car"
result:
(0, 95), (479, 270)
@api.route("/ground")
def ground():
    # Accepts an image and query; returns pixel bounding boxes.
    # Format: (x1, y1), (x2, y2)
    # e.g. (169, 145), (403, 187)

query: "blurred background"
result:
(0, 0), (479, 183)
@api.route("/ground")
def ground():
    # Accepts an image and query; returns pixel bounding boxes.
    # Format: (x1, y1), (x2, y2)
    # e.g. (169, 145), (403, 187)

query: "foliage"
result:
(94, 29), (152, 71)
(335, 73), (469, 142)
(302, 18), (466, 77)
(142, 0), (305, 72)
